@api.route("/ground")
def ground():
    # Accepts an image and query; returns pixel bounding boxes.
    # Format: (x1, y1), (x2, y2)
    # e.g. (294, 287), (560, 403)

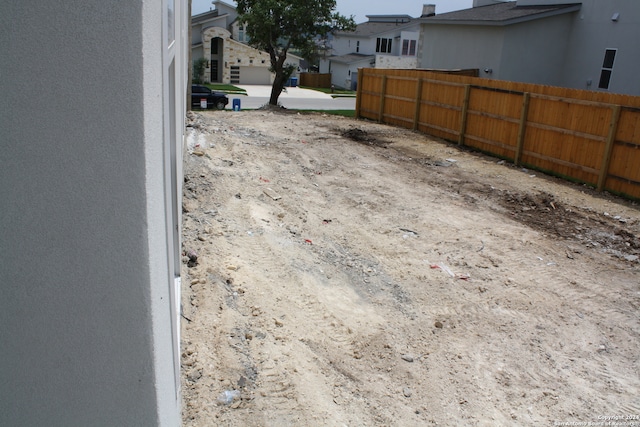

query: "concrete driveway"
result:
(230, 85), (355, 110)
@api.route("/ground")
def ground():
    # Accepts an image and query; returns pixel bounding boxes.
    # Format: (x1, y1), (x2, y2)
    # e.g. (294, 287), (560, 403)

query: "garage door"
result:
(238, 66), (271, 85)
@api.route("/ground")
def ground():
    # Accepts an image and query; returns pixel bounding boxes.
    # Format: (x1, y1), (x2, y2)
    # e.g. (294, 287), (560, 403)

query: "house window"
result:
(376, 38), (392, 53)
(598, 48), (616, 90)
(402, 40), (416, 56)
(356, 41), (360, 53)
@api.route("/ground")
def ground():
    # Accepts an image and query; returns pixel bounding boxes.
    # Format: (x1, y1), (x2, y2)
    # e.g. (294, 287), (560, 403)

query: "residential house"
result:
(1, 0), (186, 425)
(319, 6), (432, 89)
(419, 0), (640, 96)
(191, 0), (301, 85)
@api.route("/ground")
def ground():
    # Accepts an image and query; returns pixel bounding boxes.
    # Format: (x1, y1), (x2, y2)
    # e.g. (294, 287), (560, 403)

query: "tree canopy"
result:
(236, 0), (355, 106)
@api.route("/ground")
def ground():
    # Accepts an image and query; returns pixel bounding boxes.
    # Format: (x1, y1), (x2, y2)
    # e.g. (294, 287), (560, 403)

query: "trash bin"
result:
(290, 77), (298, 87)
(232, 98), (241, 111)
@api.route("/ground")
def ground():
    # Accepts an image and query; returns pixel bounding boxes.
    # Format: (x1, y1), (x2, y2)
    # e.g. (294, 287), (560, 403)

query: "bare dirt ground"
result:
(180, 109), (640, 426)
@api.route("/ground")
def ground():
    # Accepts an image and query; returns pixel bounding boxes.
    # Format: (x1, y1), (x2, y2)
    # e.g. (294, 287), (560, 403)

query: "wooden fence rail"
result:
(356, 68), (640, 200)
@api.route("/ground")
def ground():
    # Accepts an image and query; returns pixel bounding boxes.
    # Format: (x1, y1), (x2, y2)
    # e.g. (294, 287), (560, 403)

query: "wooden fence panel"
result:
(606, 107), (640, 196)
(358, 73), (384, 120)
(383, 76), (420, 127)
(416, 79), (465, 141)
(299, 73), (332, 88)
(463, 87), (523, 159)
(521, 96), (612, 185)
(355, 68), (640, 200)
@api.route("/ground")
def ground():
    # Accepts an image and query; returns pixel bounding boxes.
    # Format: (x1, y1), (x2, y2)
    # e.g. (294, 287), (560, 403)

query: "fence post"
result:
(413, 78), (423, 131)
(458, 84), (471, 146)
(597, 105), (621, 192)
(378, 75), (387, 123)
(355, 68), (364, 119)
(515, 92), (531, 166)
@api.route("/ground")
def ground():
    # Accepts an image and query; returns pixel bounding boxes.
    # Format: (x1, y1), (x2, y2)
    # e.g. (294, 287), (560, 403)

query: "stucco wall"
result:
(558, 0), (640, 94)
(0, 1), (183, 425)
(500, 13), (574, 86)
(421, 0), (640, 95)
(419, 24), (505, 76)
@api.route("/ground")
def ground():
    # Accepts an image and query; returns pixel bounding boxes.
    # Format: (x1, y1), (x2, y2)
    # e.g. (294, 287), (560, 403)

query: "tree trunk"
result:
(269, 71), (287, 106)
(268, 49), (291, 106)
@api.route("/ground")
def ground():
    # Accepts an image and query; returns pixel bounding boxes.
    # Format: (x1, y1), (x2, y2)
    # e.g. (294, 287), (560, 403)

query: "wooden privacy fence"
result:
(299, 73), (332, 88)
(356, 68), (640, 200)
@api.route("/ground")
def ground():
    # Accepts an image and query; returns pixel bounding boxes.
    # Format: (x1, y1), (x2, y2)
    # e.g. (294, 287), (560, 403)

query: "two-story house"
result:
(319, 6), (433, 89)
(191, 0), (301, 85)
(419, 0), (640, 96)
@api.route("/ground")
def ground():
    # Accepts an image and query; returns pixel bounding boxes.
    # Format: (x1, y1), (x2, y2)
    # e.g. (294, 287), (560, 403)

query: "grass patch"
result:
(204, 83), (246, 95)
(299, 86), (356, 97)
(297, 109), (355, 117)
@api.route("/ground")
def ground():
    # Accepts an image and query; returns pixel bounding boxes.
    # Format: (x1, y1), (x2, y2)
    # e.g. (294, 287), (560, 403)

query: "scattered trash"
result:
(401, 354), (414, 363)
(217, 390), (241, 406)
(433, 263), (455, 277)
(260, 176), (270, 183)
(322, 219), (332, 224)
(263, 188), (281, 200)
(400, 228), (418, 236)
(304, 239), (313, 245)
(429, 262), (470, 280)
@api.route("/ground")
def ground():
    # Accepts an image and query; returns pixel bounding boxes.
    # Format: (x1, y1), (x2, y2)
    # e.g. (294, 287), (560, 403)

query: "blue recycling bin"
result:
(290, 77), (298, 87)
(232, 98), (241, 111)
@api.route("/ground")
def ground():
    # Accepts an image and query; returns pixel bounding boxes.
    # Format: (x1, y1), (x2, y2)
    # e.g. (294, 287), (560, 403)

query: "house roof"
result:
(329, 53), (376, 65)
(422, 1), (582, 26)
(365, 14), (413, 23)
(335, 19), (419, 37)
(192, 10), (225, 24)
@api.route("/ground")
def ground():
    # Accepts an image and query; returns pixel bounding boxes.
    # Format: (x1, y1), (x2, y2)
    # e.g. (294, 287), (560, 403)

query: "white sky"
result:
(192, 1), (474, 23)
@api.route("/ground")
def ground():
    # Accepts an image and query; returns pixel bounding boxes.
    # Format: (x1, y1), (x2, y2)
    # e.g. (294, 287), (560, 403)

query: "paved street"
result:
(228, 85), (356, 110)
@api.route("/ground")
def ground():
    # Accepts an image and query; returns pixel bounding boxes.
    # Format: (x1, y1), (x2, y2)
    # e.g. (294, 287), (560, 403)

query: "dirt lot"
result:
(180, 109), (640, 426)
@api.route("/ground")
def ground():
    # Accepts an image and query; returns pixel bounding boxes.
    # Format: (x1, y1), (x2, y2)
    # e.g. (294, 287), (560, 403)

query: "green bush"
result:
(192, 58), (208, 84)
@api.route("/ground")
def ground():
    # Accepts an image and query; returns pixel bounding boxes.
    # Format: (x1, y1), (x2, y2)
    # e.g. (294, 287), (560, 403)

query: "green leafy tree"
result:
(236, 0), (355, 106)
(192, 58), (208, 84)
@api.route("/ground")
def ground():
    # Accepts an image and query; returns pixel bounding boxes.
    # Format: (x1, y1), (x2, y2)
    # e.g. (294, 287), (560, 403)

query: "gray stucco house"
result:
(192, 0), (301, 85)
(419, 0), (640, 96)
(319, 5), (433, 89)
(1, 0), (186, 425)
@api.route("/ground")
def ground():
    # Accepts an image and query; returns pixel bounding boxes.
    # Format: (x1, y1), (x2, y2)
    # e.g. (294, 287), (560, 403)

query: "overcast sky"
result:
(192, 1), (475, 23)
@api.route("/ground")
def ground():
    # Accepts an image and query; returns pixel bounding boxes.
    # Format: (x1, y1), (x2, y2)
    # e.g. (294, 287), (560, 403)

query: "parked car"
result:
(191, 85), (228, 110)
